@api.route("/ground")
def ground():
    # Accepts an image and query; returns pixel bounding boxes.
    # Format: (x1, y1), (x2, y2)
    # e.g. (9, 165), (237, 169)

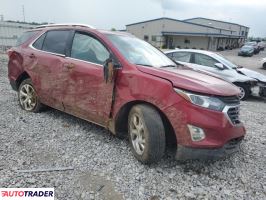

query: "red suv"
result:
(8, 24), (245, 163)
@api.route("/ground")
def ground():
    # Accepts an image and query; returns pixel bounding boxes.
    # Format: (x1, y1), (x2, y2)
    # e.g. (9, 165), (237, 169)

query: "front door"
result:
(190, 53), (228, 78)
(63, 31), (115, 126)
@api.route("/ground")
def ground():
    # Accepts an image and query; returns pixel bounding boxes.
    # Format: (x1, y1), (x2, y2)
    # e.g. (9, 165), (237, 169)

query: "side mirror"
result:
(215, 63), (224, 70)
(103, 58), (120, 83)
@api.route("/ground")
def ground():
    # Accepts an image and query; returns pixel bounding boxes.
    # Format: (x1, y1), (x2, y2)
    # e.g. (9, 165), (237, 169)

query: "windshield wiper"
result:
(136, 64), (153, 67)
(160, 65), (177, 68)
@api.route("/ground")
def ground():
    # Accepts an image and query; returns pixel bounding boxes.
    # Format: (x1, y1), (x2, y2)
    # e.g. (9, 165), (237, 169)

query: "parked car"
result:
(238, 45), (255, 57)
(244, 42), (260, 54)
(258, 41), (265, 51)
(165, 49), (264, 100)
(261, 58), (266, 69)
(8, 24), (245, 163)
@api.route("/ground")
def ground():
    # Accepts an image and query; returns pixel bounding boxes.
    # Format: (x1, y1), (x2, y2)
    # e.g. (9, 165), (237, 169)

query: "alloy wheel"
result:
(129, 113), (146, 155)
(19, 84), (37, 111)
(238, 87), (246, 100)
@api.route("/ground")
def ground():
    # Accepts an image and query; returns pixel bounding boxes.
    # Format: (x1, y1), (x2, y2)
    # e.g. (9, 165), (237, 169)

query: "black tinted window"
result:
(32, 33), (46, 50)
(16, 31), (39, 46)
(42, 30), (70, 54)
(71, 33), (109, 65)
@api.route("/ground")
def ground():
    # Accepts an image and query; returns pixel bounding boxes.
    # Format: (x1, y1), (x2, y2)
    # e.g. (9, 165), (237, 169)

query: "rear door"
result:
(62, 31), (115, 126)
(171, 51), (192, 65)
(25, 30), (72, 109)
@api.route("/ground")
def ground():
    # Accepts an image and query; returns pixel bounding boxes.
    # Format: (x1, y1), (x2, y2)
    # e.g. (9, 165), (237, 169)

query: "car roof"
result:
(31, 24), (133, 37)
(165, 49), (216, 56)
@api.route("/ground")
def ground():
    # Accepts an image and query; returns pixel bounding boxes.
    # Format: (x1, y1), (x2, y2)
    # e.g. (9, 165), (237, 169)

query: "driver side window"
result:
(194, 53), (217, 68)
(71, 32), (110, 65)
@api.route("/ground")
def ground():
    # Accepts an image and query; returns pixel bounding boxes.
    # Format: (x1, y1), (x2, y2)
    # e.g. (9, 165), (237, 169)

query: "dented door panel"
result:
(23, 49), (66, 110)
(62, 58), (114, 126)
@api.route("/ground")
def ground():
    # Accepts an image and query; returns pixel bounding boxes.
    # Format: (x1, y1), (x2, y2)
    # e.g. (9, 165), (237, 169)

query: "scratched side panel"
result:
(62, 58), (114, 127)
(23, 48), (65, 111)
(112, 68), (187, 142)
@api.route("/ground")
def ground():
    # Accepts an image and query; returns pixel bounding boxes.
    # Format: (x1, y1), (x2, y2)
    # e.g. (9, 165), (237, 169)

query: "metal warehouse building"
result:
(0, 20), (36, 52)
(126, 17), (249, 51)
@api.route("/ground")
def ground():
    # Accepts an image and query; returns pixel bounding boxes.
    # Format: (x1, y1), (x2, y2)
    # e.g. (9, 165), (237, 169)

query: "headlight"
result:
(174, 88), (225, 111)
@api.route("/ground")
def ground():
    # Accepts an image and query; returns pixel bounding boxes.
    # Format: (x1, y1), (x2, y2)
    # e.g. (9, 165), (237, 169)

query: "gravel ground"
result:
(0, 53), (266, 200)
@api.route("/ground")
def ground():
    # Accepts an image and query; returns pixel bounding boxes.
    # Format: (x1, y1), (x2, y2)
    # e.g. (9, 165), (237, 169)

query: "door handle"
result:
(63, 63), (75, 69)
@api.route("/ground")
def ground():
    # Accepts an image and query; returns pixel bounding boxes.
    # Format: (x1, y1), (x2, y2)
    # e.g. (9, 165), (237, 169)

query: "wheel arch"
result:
(15, 71), (31, 90)
(114, 100), (177, 147)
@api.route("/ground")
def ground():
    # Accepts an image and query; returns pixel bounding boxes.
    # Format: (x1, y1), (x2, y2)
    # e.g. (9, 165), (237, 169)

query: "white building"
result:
(0, 21), (36, 52)
(126, 17), (249, 50)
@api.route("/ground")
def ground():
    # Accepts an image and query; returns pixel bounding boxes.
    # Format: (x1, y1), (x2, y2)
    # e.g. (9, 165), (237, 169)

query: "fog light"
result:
(187, 125), (205, 142)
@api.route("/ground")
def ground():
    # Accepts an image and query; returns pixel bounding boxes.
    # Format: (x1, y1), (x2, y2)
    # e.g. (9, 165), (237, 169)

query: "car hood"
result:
(237, 68), (266, 82)
(175, 61), (256, 83)
(136, 65), (240, 96)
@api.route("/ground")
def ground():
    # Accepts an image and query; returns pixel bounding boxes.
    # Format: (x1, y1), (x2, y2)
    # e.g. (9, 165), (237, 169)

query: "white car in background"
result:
(165, 49), (266, 100)
(261, 57), (266, 69)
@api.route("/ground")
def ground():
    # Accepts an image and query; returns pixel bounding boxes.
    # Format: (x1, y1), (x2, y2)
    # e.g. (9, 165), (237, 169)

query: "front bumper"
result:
(176, 136), (244, 160)
(251, 84), (266, 97)
(164, 97), (246, 160)
(238, 52), (252, 56)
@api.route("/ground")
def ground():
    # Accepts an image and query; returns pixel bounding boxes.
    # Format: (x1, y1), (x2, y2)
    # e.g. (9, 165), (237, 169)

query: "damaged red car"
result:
(8, 24), (246, 163)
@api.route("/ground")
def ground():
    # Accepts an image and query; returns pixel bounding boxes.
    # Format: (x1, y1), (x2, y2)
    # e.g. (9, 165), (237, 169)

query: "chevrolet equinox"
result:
(8, 24), (246, 163)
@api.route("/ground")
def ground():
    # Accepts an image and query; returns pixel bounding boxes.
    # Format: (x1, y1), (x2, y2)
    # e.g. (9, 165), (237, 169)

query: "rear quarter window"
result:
(32, 33), (46, 50)
(16, 31), (40, 46)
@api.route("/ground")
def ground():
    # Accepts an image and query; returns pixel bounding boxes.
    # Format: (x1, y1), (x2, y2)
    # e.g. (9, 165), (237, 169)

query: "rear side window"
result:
(70, 32), (110, 65)
(16, 31), (39, 46)
(42, 30), (70, 55)
(172, 52), (191, 62)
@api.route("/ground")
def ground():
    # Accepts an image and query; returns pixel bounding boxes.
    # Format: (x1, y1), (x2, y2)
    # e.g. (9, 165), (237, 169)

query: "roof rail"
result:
(35, 23), (96, 29)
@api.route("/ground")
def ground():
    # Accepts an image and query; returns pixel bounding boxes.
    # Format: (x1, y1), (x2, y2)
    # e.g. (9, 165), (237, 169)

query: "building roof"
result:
(126, 17), (227, 30)
(184, 17), (249, 28)
(126, 17), (242, 32)
(161, 31), (243, 38)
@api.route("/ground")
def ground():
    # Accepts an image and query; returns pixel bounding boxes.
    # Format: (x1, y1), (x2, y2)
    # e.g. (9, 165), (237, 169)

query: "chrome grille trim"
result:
(222, 105), (241, 126)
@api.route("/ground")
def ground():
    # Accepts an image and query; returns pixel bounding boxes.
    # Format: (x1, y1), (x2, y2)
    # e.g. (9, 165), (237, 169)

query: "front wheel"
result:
(18, 78), (44, 112)
(128, 104), (165, 164)
(235, 83), (250, 100)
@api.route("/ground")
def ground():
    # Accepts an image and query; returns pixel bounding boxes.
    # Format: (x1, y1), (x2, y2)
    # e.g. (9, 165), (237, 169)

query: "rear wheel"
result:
(128, 104), (165, 164)
(18, 78), (44, 112)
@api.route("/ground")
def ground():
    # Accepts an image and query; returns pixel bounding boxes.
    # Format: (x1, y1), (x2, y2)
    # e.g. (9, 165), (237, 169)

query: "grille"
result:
(227, 106), (241, 125)
(219, 96), (240, 105)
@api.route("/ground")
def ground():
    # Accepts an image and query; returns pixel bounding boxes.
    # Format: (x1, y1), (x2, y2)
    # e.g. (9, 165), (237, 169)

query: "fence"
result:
(0, 21), (36, 53)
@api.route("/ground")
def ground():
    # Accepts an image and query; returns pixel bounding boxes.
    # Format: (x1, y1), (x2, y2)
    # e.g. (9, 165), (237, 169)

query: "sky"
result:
(0, 0), (265, 37)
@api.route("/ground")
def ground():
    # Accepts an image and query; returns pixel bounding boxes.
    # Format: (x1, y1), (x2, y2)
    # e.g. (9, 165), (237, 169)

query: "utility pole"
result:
(22, 5), (25, 22)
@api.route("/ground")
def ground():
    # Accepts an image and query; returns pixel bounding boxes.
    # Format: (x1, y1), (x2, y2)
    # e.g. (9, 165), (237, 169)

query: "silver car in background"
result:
(165, 49), (266, 100)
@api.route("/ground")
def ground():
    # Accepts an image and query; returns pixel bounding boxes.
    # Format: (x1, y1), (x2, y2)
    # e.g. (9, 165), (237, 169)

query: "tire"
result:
(235, 83), (250, 100)
(128, 104), (165, 164)
(263, 63), (266, 69)
(18, 78), (44, 112)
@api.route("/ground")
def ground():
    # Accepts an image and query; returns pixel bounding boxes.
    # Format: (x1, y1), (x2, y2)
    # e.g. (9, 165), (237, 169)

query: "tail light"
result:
(7, 49), (15, 58)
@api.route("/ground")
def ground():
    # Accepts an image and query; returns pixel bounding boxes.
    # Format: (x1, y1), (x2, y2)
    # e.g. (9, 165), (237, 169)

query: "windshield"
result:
(241, 46), (253, 50)
(245, 42), (256, 46)
(106, 34), (176, 68)
(212, 53), (238, 69)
